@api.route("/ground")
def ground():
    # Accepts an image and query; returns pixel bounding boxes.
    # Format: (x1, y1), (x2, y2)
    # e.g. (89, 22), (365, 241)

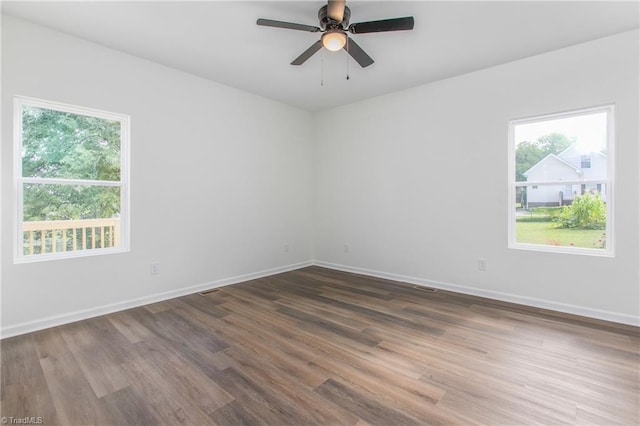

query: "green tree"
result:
(515, 141), (544, 182)
(21, 106), (121, 221)
(536, 133), (574, 157)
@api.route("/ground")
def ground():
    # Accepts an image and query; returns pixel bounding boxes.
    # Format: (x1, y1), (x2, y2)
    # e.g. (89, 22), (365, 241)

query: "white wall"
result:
(313, 30), (639, 323)
(1, 16), (314, 336)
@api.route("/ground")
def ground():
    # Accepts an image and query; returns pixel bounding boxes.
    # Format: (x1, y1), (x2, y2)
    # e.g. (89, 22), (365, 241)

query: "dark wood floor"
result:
(1, 266), (639, 425)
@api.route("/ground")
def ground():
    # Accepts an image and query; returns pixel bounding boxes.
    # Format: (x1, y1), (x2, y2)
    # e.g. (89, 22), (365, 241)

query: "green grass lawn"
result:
(515, 220), (605, 249)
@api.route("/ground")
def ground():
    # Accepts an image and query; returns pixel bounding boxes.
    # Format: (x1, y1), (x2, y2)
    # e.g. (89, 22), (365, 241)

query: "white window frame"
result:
(14, 96), (130, 263)
(508, 105), (614, 257)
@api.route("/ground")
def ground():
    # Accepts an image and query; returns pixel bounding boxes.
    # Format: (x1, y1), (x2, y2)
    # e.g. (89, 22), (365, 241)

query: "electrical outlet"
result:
(150, 262), (160, 275)
(344, 243), (350, 253)
(283, 243), (289, 253)
(478, 258), (487, 271)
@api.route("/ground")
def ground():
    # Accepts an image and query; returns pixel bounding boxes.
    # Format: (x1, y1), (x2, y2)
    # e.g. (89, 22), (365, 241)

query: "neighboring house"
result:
(523, 144), (607, 207)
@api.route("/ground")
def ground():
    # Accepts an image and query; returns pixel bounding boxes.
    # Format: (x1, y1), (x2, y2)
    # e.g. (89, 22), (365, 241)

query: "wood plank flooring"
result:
(1, 266), (639, 425)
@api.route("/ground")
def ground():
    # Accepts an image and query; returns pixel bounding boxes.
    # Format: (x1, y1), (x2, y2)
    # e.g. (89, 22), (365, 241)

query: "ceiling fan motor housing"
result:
(318, 5), (351, 30)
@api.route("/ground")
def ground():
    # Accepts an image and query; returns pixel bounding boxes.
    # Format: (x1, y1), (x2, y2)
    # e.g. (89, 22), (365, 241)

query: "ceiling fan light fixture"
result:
(322, 30), (347, 51)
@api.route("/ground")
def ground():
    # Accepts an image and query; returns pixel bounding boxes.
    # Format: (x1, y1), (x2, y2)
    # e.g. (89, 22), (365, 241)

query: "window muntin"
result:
(15, 97), (130, 262)
(508, 106), (613, 256)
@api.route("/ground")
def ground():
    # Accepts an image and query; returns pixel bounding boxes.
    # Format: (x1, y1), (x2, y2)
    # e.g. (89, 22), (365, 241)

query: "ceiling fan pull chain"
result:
(321, 53), (324, 86)
(346, 37), (350, 80)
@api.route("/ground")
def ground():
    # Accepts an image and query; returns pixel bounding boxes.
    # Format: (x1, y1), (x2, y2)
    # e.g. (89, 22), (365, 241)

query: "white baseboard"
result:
(0, 261), (313, 339)
(313, 261), (640, 327)
(3, 259), (637, 338)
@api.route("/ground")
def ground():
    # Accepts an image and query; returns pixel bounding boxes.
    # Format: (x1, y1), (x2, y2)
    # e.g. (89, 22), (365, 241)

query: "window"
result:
(15, 97), (130, 262)
(508, 105), (613, 255)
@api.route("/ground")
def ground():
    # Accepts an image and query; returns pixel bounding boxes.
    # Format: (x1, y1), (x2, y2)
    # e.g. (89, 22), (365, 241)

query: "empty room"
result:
(1, 1), (638, 425)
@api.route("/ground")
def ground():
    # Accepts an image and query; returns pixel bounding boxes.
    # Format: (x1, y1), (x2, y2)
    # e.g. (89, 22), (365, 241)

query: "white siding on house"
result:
(523, 144), (608, 206)
(558, 144), (607, 181)
(525, 155), (581, 206)
(582, 150), (608, 201)
(525, 154), (581, 182)
(527, 185), (563, 206)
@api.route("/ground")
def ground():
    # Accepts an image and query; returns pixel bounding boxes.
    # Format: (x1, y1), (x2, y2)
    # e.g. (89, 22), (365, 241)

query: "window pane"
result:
(22, 183), (121, 255)
(515, 184), (607, 250)
(22, 105), (121, 180)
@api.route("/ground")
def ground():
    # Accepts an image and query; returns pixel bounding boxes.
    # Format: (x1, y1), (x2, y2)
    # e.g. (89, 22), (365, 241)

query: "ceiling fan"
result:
(257, 0), (414, 68)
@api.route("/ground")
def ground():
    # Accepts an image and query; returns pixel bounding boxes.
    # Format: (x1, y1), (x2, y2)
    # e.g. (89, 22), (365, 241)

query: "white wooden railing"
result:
(23, 218), (120, 255)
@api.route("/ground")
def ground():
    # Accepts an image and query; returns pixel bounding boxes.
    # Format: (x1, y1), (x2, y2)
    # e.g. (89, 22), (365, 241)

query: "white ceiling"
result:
(2, 1), (638, 111)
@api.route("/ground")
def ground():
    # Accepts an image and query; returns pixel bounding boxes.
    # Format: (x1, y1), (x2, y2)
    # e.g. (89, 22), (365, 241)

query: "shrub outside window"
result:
(14, 97), (130, 262)
(508, 106), (614, 256)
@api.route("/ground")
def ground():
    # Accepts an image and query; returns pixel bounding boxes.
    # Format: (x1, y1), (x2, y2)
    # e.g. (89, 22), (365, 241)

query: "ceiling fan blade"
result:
(348, 16), (414, 34)
(291, 40), (323, 65)
(344, 37), (374, 68)
(257, 18), (320, 32)
(327, 0), (346, 22)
